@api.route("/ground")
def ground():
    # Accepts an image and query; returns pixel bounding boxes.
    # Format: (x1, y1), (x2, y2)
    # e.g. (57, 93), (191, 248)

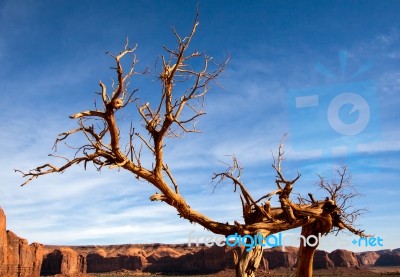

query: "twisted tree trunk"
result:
(296, 223), (320, 277)
(234, 245), (264, 277)
(296, 217), (332, 277)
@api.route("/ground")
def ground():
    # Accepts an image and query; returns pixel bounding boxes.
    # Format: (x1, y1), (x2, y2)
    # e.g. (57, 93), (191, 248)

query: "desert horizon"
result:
(2, 207), (400, 276)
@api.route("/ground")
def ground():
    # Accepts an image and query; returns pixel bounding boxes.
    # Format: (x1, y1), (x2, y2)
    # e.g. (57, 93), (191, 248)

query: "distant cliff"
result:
(40, 244), (400, 275)
(0, 207), (43, 277)
(1, 207), (400, 276)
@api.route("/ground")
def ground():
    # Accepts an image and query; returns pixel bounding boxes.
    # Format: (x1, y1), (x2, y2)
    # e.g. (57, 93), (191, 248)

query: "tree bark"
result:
(296, 222), (320, 277)
(234, 245), (264, 277)
(296, 215), (333, 277)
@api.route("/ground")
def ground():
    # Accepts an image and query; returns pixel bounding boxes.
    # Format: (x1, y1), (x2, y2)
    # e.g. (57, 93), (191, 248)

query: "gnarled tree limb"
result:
(16, 13), (366, 277)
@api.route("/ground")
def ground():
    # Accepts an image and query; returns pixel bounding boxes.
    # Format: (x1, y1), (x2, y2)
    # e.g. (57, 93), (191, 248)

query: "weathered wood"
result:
(17, 13), (366, 277)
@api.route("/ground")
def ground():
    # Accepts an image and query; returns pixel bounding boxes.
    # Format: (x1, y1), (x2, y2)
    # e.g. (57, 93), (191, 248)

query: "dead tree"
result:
(296, 166), (367, 277)
(16, 14), (365, 277)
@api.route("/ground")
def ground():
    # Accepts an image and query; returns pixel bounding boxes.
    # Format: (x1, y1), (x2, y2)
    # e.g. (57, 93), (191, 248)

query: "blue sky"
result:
(0, 0), (399, 252)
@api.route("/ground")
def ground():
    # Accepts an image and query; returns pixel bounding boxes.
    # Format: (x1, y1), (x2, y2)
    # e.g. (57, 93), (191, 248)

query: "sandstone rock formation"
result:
(263, 246), (297, 269)
(374, 251), (400, 266)
(41, 247), (86, 276)
(0, 207), (43, 277)
(357, 251), (380, 266)
(82, 244), (234, 274)
(86, 252), (145, 273)
(313, 250), (334, 269)
(0, 208), (7, 274)
(41, 244), (400, 275)
(2, 207), (400, 276)
(144, 245), (234, 274)
(329, 249), (359, 268)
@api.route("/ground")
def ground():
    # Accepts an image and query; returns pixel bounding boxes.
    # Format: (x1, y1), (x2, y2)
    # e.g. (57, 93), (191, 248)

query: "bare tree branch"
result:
(316, 165), (368, 236)
(15, 12), (367, 277)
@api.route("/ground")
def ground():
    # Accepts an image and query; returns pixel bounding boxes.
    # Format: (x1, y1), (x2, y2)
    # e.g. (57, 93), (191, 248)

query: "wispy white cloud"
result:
(379, 71), (400, 96)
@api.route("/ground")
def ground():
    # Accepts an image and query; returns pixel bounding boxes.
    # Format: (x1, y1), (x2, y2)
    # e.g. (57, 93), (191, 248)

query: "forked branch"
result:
(16, 14), (367, 277)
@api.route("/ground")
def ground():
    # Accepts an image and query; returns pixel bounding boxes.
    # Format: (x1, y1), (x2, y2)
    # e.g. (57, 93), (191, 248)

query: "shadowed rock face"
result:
(0, 207), (43, 277)
(145, 245), (234, 274)
(83, 244), (234, 274)
(375, 251), (400, 266)
(263, 246), (298, 269)
(313, 250), (334, 269)
(329, 249), (359, 268)
(357, 251), (380, 266)
(41, 248), (86, 276)
(86, 252), (145, 273)
(41, 249), (62, 275)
